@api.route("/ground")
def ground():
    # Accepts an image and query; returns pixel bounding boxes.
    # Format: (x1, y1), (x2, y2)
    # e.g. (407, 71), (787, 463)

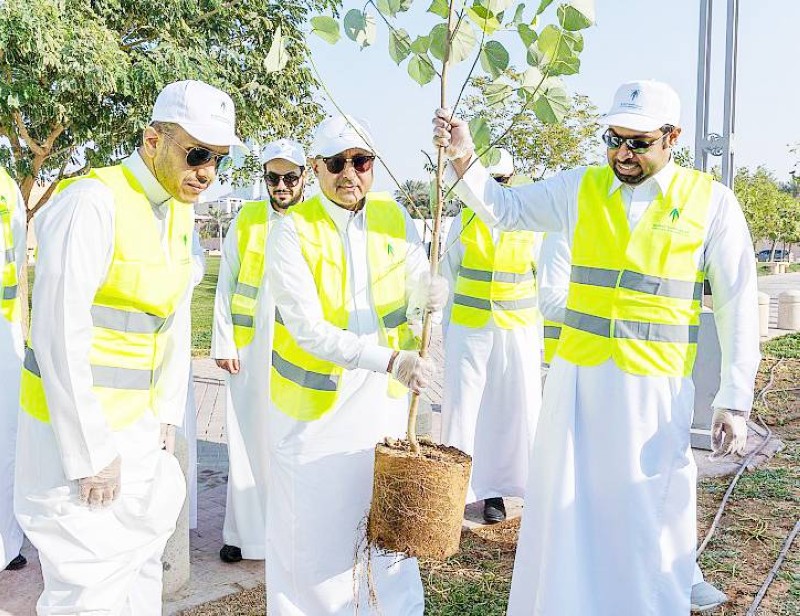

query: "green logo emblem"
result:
(669, 208), (680, 223)
(183, 234), (188, 246)
(387, 243), (394, 255)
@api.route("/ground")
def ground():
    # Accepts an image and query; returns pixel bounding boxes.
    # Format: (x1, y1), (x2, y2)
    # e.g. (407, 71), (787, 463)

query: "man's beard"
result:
(612, 162), (647, 186)
(270, 192), (302, 211)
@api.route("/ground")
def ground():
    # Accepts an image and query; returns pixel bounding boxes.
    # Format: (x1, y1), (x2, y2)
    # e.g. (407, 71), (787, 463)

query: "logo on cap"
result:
(630, 89), (640, 102)
(220, 101), (228, 114)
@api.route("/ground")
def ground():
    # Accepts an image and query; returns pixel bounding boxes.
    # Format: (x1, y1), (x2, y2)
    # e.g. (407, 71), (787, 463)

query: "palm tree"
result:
(394, 180), (430, 220)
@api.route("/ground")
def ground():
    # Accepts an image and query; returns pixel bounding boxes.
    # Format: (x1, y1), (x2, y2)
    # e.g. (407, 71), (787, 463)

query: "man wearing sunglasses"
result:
(212, 139), (307, 565)
(433, 79), (759, 615)
(440, 148), (542, 526)
(264, 115), (445, 615)
(16, 80), (244, 614)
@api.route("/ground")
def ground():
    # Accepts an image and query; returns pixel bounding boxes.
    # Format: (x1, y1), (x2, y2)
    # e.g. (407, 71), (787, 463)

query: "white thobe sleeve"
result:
(538, 233), (572, 323)
(30, 182), (116, 480)
(267, 216), (394, 374)
(439, 214), (464, 336)
(156, 230), (205, 427)
(704, 185), (761, 414)
(211, 216), (240, 360)
(445, 160), (581, 233)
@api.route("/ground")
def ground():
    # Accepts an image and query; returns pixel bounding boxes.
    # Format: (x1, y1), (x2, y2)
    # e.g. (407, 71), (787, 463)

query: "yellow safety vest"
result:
(542, 319), (561, 364)
(270, 192), (418, 421)
(231, 200), (270, 348)
(451, 208), (538, 329)
(0, 168), (20, 323)
(557, 165), (712, 377)
(21, 165), (193, 430)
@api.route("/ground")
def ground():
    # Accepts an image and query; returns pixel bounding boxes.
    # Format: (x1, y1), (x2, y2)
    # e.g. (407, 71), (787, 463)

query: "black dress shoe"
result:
(483, 497), (506, 524)
(5, 553), (27, 570)
(219, 544), (242, 563)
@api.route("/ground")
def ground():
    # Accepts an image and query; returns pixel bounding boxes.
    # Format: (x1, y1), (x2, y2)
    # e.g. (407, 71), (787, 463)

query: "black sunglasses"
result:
(319, 155), (375, 174)
(492, 175), (511, 185)
(266, 170), (304, 188)
(162, 132), (230, 170)
(602, 126), (673, 154)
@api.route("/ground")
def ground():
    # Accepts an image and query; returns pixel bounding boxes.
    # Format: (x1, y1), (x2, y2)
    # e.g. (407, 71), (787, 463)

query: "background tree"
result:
(463, 73), (600, 179)
(394, 179), (430, 219)
(0, 0), (339, 219)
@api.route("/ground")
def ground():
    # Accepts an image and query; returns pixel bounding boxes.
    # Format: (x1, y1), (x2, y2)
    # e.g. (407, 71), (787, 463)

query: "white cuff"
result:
(357, 344), (395, 373)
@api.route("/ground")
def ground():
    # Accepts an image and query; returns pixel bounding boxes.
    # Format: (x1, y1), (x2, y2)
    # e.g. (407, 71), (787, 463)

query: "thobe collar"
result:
(122, 151), (172, 207)
(608, 158), (676, 197)
(318, 191), (365, 233)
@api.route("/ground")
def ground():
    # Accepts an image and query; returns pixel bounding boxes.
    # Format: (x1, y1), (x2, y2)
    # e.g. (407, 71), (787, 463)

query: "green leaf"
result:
(537, 24), (582, 73)
(535, 0), (555, 14)
(264, 26), (289, 73)
(469, 116), (493, 153)
(428, 0), (450, 19)
(484, 82), (514, 108)
(480, 146), (502, 167)
(466, 6), (502, 35)
(517, 24), (537, 48)
(557, 0), (595, 31)
(310, 16), (340, 44)
(479, 40), (509, 79)
(388, 28), (412, 64)
(512, 3), (526, 24)
(478, 0), (514, 12)
(521, 66), (545, 95)
(411, 35), (430, 54)
(429, 21), (477, 64)
(533, 86), (570, 123)
(408, 54), (436, 85)
(343, 9), (377, 49)
(377, 0), (402, 18)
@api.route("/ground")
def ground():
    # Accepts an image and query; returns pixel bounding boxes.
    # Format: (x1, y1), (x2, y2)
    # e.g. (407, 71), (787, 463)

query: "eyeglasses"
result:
(319, 154), (375, 174)
(602, 126), (673, 154)
(161, 132), (231, 170)
(266, 170), (303, 188)
(492, 175), (511, 185)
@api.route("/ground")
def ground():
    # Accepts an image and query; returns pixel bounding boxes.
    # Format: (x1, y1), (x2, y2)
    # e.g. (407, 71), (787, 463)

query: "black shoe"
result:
(219, 544), (242, 563)
(483, 497), (506, 524)
(5, 553), (27, 571)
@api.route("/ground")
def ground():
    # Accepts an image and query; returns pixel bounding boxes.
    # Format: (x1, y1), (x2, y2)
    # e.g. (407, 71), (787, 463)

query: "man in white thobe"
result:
(212, 139), (308, 562)
(441, 148), (541, 524)
(265, 115), (445, 615)
(433, 80), (760, 615)
(15, 80), (243, 614)
(1, 167), (26, 572)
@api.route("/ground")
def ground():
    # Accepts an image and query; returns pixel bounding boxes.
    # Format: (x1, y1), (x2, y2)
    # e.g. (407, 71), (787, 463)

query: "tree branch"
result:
(12, 112), (46, 157)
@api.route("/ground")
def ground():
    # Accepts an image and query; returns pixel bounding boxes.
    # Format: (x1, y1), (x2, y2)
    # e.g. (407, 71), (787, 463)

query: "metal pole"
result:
(694, 0), (713, 172)
(721, 0), (739, 188)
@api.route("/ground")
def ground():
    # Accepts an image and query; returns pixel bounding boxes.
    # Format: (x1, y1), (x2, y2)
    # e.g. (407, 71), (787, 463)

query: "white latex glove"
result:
(710, 408), (748, 458)
(78, 455), (122, 509)
(432, 108), (474, 161)
(407, 272), (448, 334)
(160, 423), (177, 454)
(390, 350), (433, 394)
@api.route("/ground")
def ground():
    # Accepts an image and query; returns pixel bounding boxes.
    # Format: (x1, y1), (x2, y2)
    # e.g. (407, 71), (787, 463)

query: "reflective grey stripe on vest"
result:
(2, 284), (17, 300)
(455, 293), (536, 312)
(382, 305), (408, 329)
(91, 365), (157, 390)
(24, 346), (40, 377)
(4, 248), (13, 263)
(459, 266), (534, 284)
(619, 271), (703, 302)
(91, 305), (173, 334)
(275, 308), (284, 325)
(613, 320), (699, 344)
(571, 265), (620, 288)
(234, 281), (259, 299)
(232, 313), (254, 328)
(272, 350), (338, 392)
(564, 309), (611, 337)
(543, 325), (562, 339)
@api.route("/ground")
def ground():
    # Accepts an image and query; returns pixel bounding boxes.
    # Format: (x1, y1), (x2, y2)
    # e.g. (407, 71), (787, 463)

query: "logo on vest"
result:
(669, 207), (680, 223)
(387, 243), (394, 256)
(653, 208), (688, 236)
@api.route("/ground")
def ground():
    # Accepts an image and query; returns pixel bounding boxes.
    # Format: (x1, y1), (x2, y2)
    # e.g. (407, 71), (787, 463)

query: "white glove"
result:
(407, 272), (448, 334)
(432, 108), (474, 161)
(390, 350), (433, 393)
(78, 455), (122, 508)
(160, 423), (177, 454)
(710, 408), (748, 458)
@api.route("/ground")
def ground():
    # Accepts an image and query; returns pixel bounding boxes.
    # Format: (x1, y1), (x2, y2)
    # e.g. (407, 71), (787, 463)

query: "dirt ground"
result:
(180, 358), (799, 616)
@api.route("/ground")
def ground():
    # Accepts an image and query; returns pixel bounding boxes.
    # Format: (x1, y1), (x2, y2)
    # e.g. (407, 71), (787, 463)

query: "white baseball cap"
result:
(151, 80), (245, 149)
(310, 114), (377, 157)
(600, 80), (681, 133)
(261, 139), (306, 167)
(486, 148), (514, 177)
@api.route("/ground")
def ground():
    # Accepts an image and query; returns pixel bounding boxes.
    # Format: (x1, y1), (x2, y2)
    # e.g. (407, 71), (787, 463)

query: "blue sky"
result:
(301, 0), (799, 193)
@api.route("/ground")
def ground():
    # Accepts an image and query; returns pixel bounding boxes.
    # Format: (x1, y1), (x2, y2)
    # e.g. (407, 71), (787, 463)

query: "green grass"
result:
(763, 332), (800, 359)
(192, 255), (219, 356)
(757, 263), (800, 276)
